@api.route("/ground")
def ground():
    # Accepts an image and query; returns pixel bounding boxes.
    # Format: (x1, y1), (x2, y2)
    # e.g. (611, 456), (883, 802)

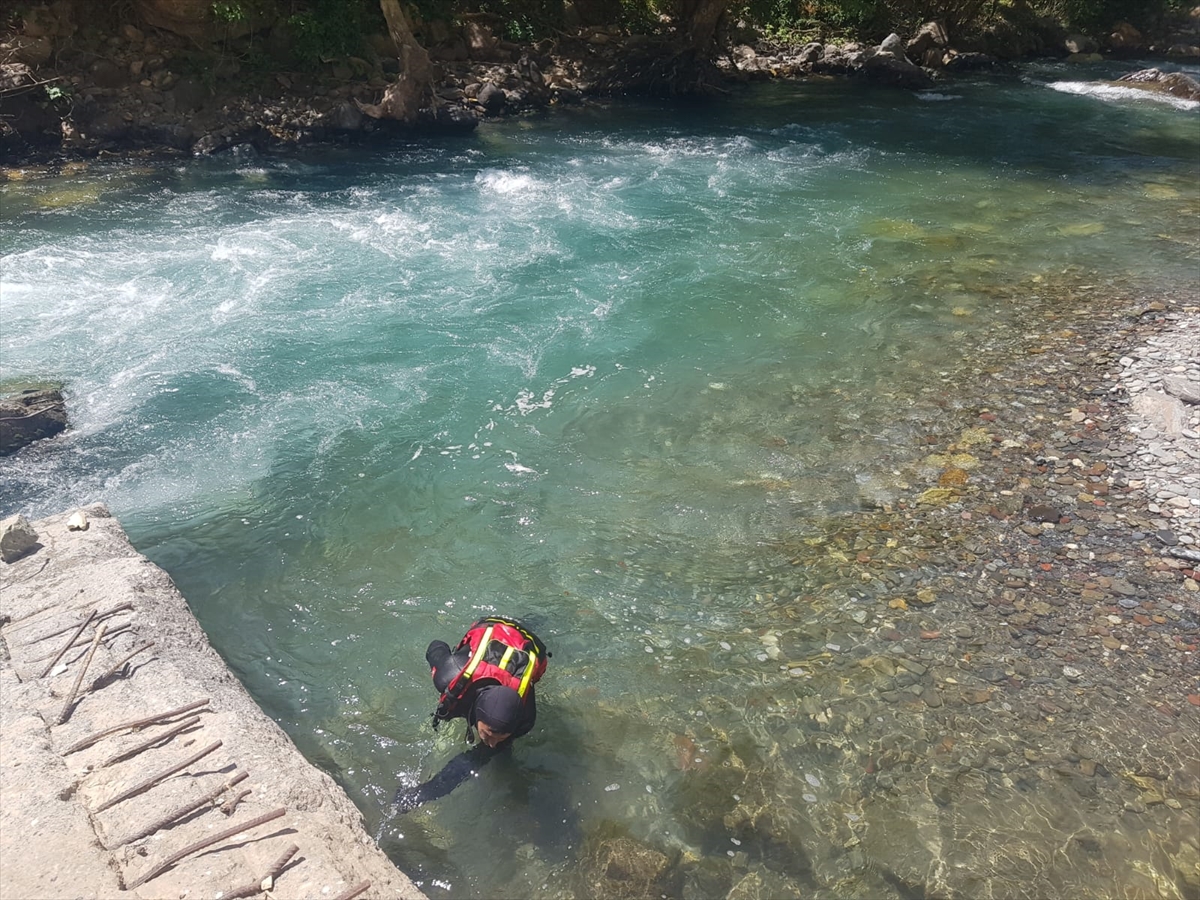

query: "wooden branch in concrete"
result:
(332, 879), (373, 900)
(87, 640), (156, 692)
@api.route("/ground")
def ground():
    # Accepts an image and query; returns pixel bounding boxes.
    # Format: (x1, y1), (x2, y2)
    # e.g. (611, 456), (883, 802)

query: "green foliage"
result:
(286, 0), (383, 62)
(1038, 0), (1178, 31)
(211, 1), (249, 23)
(469, 0), (564, 41)
(619, 0), (666, 33)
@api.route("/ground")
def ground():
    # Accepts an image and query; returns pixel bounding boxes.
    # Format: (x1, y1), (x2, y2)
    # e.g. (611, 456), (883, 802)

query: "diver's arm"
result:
(426, 640), (456, 692)
(393, 744), (501, 812)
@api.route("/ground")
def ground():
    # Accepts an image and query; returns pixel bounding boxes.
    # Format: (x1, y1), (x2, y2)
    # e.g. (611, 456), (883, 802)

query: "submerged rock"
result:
(577, 823), (678, 899)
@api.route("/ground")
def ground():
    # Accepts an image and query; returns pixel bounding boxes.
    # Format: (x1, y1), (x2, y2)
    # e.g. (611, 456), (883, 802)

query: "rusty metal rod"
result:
(39, 609), (96, 678)
(63, 698), (210, 755)
(220, 788), (252, 816)
(24, 602), (133, 646)
(126, 807), (287, 890)
(3, 594), (93, 634)
(54, 623), (107, 726)
(332, 879), (372, 900)
(88, 641), (156, 692)
(95, 740), (222, 813)
(114, 771), (249, 848)
(98, 715), (201, 769)
(30, 621), (132, 664)
(219, 842), (300, 899)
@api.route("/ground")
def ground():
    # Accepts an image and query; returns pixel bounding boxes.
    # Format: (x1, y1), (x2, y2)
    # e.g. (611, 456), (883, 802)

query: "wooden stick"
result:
(39, 609), (95, 677)
(114, 771), (248, 848)
(332, 880), (372, 900)
(63, 699), (210, 755)
(54, 623), (106, 726)
(220, 842), (300, 899)
(88, 641), (156, 692)
(126, 807), (287, 890)
(98, 715), (201, 769)
(24, 602), (133, 646)
(95, 740), (222, 813)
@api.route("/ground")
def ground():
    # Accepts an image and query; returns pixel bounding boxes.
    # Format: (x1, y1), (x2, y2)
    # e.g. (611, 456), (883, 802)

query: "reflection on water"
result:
(2, 64), (1199, 898)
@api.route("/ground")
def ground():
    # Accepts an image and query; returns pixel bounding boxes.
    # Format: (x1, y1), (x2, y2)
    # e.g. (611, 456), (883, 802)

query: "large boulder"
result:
(863, 35), (935, 89)
(1108, 21), (1144, 53)
(1116, 67), (1200, 101)
(0, 386), (68, 455)
(906, 21), (948, 67)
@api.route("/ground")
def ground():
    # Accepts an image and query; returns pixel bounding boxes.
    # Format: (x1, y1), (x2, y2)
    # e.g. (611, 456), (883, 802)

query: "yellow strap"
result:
(498, 645), (515, 672)
(517, 650), (538, 697)
(462, 626), (494, 680)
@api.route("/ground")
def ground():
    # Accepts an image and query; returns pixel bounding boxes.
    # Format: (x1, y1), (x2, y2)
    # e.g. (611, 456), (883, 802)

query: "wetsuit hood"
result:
(470, 684), (522, 734)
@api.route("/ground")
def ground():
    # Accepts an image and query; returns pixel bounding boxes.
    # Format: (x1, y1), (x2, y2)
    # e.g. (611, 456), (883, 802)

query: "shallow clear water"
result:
(2, 61), (1199, 898)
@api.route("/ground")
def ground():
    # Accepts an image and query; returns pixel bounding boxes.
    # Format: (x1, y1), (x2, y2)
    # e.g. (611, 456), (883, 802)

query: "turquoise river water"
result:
(2, 61), (1199, 898)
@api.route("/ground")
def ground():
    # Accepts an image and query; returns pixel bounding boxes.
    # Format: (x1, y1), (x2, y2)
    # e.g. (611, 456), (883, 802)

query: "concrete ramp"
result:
(0, 504), (425, 900)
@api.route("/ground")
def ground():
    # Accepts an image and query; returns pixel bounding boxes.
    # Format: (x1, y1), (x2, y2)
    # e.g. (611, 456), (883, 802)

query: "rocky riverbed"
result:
(487, 275), (1200, 900)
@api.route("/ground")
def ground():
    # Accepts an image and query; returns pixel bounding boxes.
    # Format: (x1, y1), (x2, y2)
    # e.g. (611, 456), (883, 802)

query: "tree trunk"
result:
(358, 0), (436, 123)
(676, 0), (729, 58)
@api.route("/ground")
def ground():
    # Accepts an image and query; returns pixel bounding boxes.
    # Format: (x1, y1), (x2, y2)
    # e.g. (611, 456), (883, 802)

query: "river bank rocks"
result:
(0, 386), (68, 456)
(2, 4), (1199, 162)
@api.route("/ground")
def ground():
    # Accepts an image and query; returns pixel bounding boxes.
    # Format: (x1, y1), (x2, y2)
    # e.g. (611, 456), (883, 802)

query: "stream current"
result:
(3, 61), (1199, 898)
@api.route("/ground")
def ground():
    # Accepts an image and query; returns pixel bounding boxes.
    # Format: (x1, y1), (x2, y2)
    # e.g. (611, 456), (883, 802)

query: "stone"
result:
(0, 515), (39, 563)
(578, 828), (675, 899)
(1132, 392), (1185, 435)
(1065, 33), (1099, 54)
(1163, 376), (1200, 405)
(1028, 504), (1061, 523)
(478, 82), (506, 113)
(1116, 68), (1200, 102)
(906, 21), (947, 62)
(1108, 22), (1143, 51)
(323, 101), (364, 131)
(0, 387), (68, 455)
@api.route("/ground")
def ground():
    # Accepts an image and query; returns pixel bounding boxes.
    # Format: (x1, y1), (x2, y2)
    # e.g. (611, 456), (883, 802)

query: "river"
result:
(2, 60), (1198, 898)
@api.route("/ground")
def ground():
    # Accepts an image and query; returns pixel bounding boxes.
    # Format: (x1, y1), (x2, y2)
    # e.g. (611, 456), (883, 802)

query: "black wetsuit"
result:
(425, 639), (538, 741)
(393, 640), (538, 813)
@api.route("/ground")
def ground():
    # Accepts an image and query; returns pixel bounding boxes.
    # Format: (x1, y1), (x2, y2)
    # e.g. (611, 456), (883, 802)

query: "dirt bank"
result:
(0, 505), (426, 900)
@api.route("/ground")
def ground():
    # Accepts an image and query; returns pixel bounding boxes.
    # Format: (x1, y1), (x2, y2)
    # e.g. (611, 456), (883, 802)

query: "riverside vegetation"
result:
(1, 0), (1199, 160)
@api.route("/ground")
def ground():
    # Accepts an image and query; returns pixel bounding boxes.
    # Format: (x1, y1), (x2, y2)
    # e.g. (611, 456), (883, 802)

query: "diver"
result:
(393, 616), (550, 811)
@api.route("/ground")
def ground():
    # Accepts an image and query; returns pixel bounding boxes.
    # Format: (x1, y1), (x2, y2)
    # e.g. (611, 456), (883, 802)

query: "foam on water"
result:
(1047, 78), (1200, 110)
